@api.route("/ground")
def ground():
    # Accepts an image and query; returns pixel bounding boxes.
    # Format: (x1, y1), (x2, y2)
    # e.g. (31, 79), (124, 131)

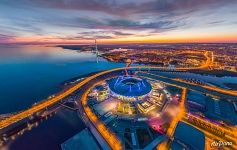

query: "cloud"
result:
(207, 20), (225, 25)
(63, 31), (135, 40)
(15, 0), (236, 17)
(0, 0), (236, 43)
(0, 34), (16, 41)
(78, 31), (134, 36)
(104, 19), (181, 30)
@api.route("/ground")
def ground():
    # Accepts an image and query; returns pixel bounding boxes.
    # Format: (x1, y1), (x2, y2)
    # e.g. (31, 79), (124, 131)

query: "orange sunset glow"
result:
(0, 0), (237, 45)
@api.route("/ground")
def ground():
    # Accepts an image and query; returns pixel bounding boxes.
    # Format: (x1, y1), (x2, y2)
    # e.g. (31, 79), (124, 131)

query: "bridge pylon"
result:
(95, 39), (99, 63)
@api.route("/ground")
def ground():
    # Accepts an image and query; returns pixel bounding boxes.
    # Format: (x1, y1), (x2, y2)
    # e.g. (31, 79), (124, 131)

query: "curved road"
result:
(1, 65), (237, 130)
(1, 51), (237, 149)
(0, 51), (226, 131)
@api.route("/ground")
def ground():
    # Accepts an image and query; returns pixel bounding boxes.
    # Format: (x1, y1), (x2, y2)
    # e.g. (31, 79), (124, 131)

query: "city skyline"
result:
(0, 0), (237, 45)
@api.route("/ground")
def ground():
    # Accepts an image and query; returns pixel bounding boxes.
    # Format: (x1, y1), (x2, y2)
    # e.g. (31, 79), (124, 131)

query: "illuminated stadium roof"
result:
(107, 76), (152, 97)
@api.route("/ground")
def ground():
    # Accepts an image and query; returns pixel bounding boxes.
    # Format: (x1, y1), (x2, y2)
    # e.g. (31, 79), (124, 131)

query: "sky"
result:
(0, 0), (237, 44)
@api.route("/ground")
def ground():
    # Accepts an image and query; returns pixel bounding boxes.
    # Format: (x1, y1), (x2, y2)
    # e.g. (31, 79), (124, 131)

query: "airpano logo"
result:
(211, 141), (232, 147)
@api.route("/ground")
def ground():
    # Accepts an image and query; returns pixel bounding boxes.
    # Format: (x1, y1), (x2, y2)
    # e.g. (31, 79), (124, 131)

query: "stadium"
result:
(107, 76), (152, 101)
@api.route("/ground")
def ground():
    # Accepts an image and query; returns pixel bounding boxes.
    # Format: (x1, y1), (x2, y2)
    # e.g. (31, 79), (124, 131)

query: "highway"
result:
(1, 50), (236, 149)
(0, 50), (213, 130)
(138, 72), (237, 99)
(81, 81), (122, 150)
(0, 50), (231, 132)
(141, 73), (237, 149)
(174, 78), (237, 96)
(0, 68), (123, 129)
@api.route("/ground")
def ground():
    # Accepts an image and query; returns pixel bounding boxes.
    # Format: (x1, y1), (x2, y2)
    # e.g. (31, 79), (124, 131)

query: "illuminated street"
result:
(1, 1), (237, 149)
(1, 54), (236, 149)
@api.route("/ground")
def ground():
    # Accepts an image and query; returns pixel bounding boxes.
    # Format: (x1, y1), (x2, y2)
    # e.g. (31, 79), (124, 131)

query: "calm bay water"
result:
(0, 45), (124, 114)
(0, 45), (125, 150)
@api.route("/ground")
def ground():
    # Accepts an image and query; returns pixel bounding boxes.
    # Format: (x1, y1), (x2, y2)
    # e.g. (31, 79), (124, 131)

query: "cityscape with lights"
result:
(0, 0), (237, 150)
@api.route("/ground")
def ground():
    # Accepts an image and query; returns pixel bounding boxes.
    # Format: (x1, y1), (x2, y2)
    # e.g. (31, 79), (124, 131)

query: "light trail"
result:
(141, 72), (237, 97)
(0, 68), (123, 129)
(173, 78), (237, 96)
(0, 62), (211, 130)
(2, 50), (235, 150)
(81, 83), (122, 150)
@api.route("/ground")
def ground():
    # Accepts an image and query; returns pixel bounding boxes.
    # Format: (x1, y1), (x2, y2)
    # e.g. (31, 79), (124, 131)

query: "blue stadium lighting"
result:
(107, 76), (152, 99)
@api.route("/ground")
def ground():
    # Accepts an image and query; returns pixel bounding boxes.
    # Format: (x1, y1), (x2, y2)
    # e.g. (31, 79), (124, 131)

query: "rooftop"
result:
(107, 76), (152, 98)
